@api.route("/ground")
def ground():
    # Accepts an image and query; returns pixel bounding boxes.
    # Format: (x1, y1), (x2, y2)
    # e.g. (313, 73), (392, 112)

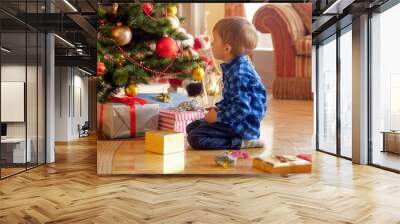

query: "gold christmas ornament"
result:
(191, 67), (205, 81)
(166, 15), (180, 30)
(111, 3), (119, 14)
(166, 5), (177, 16)
(156, 93), (172, 103)
(116, 54), (126, 66)
(111, 22), (132, 46)
(125, 83), (139, 97)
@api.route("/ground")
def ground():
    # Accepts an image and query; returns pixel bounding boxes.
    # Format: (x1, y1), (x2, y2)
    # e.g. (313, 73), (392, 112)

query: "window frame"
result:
(314, 21), (353, 161)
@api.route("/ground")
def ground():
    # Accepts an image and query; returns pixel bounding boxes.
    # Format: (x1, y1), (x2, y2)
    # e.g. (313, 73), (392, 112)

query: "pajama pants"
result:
(186, 120), (242, 150)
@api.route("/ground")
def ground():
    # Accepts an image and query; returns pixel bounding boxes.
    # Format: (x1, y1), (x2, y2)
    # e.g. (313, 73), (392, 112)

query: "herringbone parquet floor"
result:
(1, 135), (400, 223)
(1, 96), (400, 223)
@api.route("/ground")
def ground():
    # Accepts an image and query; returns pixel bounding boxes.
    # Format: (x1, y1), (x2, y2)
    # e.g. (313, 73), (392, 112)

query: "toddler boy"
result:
(187, 17), (267, 150)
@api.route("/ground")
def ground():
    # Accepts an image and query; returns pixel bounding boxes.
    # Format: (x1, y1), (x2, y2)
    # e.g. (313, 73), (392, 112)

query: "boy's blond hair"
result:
(213, 17), (258, 56)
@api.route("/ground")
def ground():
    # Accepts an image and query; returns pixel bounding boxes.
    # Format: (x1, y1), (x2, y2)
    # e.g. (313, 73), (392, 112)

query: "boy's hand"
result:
(205, 108), (217, 123)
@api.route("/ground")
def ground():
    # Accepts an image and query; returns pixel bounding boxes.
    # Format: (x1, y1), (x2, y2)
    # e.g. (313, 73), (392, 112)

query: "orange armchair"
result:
(253, 3), (312, 100)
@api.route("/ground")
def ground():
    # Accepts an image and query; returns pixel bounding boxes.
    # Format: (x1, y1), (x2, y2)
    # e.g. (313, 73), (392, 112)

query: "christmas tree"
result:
(97, 3), (207, 102)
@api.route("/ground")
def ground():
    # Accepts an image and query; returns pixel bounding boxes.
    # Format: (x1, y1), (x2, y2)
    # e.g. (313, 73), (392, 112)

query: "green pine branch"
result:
(97, 3), (206, 100)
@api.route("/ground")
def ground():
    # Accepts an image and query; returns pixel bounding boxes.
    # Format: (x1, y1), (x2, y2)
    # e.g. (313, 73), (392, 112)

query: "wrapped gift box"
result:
(99, 102), (159, 139)
(253, 155), (312, 174)
(144, 152), (185, 174)
(145, 130), (185, 154)
(136, 93), (189, 109)
(159, 109), (205, 134)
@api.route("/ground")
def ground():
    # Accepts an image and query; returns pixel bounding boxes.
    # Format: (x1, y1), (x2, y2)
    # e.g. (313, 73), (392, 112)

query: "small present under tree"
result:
(97, 3), (206, 102)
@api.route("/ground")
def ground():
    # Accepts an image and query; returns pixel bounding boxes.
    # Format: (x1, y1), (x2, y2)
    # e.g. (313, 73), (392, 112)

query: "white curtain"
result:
(178, 3), (207, 37)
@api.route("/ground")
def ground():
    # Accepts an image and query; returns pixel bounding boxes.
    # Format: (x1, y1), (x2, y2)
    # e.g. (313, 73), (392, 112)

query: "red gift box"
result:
(159, 109), (205, 134)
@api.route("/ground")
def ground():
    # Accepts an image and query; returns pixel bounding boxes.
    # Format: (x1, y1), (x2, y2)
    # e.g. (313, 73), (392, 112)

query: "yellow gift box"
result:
(144, 152), (185, 174)
(145, 130), (185, 154)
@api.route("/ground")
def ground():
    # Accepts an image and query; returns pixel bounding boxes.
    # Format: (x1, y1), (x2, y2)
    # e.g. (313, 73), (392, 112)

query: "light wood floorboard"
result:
(1, 97), (400, 223)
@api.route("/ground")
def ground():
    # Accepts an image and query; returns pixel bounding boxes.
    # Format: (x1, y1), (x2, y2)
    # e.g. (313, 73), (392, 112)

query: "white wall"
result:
(1, 64), (46, 164)
(252, 50), (275, 89)
(54, 67), (89, 141)
(71, 73), (89, 138)
(1, 65), (31, 137)
(55, 66), (67, 141)
(1, 65), (26, 139)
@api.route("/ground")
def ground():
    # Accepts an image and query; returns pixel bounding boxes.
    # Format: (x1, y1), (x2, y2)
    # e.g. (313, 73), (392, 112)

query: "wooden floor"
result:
(372, 151), (400, 171)
(1, 136), (400, 223)
(97, 96), (315, 175)
(1, 98), (400, 223)
(1, 167), (26, 178)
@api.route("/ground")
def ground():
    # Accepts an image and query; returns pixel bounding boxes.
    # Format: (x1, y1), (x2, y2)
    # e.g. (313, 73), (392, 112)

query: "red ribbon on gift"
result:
(99, 96), (145, 138)
(110, 96), (145, 106)
(110, 96), (145, 137)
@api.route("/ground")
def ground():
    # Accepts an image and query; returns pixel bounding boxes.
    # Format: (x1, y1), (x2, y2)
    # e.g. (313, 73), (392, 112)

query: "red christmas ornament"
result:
(97, 61), (106, 76)
(156, 37), (178, 58)
(98, 19), (105, 26)
(142, 3), (153, 16)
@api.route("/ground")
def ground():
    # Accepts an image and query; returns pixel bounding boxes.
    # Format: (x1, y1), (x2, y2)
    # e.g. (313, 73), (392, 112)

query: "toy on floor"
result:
(253, 154), (312, 174)
(177, 99), (203, 111)
(296, 153), (312, 162)
(215, 151), (249, 168)
(229, 151), (249, 159)
(275, 155), (297, 162)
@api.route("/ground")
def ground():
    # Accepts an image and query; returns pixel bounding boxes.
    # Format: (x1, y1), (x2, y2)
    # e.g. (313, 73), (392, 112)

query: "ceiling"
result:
(0, 0), (96, 14)
(0, 0), (97, 73)
(312, 0), (391, 43)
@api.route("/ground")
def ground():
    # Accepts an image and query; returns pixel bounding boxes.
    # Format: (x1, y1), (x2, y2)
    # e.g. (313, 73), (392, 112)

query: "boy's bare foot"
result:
(241, 139), (264, 149)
